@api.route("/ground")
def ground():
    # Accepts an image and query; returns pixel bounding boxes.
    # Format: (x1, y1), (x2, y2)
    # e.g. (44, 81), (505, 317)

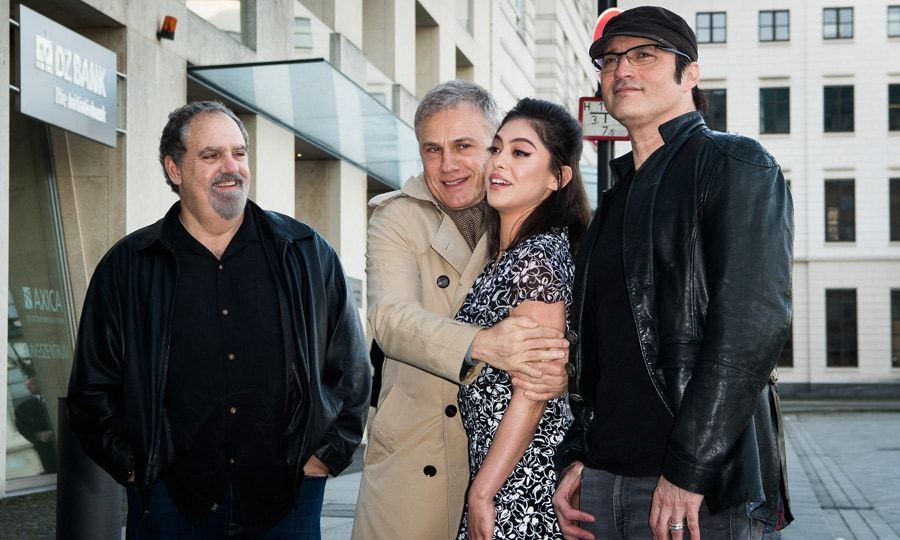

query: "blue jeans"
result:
(126, 476), (327, 539)
(579, 467), (766, 540)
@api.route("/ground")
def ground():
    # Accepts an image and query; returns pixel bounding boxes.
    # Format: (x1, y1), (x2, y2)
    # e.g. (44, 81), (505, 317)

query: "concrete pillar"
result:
(299, 0), (364, 48)
(1, 0), (10, 497)
(294, 160), (367, 307)
(363, 0), (416, 92)
(243, 115), (295, 217)
(241, 0), (293, 58)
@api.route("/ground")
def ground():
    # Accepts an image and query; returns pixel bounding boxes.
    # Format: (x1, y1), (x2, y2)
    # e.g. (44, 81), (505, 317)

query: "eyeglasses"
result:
(592, 44), (692, 73)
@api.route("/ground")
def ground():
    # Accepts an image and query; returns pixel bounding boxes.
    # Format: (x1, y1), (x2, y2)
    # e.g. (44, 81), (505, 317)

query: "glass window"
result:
(778, 322), (793, 367)
(824, 85), (854, 132)
(7, 113), (77, 481)
(760, 87), (790, 134)
(697, 12), (727, 43)
(892, 290), (900, 368)
(187, 1), (243, 43)
(760, 10), (790, 42)
(513, 0), (526, 37)
(826, 289), (858, 367)
(704, 88), (727, 132)
(889, 6), (900, 37)
(293, 17), (312, 49)
(825, 179), (855, 242)
(890, 84), (900, 131)
(457, 0), (473, 34)
(891, 179), (900, 241)
(823, 7), (853, 39)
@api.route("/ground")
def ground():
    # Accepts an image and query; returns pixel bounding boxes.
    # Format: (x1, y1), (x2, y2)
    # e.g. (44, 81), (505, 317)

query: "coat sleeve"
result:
(313, 240), (372, 475)
(662, 144), (793, 494)
(66, 257), (137, 485)
(366, 201), (481, 383)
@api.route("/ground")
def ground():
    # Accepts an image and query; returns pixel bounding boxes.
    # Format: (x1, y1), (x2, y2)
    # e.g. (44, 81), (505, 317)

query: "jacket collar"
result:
(137, 199), (314, 251)
(610, 111), (707, 181)
(401, 173), (438, 203)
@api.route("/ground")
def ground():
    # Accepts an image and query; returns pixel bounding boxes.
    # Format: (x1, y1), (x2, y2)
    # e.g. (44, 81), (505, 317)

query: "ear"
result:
(164, 155), (182, 186)
(551, 165), (573, 191)
(683, 61), (700, 90)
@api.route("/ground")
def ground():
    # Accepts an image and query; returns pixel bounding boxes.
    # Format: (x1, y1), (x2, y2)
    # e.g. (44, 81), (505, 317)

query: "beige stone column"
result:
(244, 115), (295, 217)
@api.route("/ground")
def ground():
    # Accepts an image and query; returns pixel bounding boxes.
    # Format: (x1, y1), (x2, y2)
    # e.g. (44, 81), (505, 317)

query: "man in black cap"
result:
(552, 6), (793, 539)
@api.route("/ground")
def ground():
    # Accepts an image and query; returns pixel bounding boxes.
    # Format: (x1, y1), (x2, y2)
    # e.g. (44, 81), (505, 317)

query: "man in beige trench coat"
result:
(352, 81), (571, 540)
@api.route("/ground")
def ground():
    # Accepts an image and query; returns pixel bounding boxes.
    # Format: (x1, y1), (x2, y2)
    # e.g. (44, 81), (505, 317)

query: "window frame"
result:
(889, 6), (900, 37)
(824, 179), (856, 242)
(890, 178), (900, 242)
(890, 84), (900, 132)
(704, 88), (727, 132)
(823, 85), (855, 133)
(759, 87), (790, 134)
(826, 289), (858, 368)
(823, 7), (854, 39)
(696, 11), (727, 44)
(759, 10), (790, 42)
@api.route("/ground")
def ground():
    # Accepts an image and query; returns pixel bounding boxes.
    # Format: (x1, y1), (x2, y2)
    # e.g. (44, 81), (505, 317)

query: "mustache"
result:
(209, 173), (246, 187)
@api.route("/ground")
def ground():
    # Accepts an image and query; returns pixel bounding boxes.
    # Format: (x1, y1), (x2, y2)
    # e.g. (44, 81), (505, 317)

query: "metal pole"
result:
(597, 0), (617, 198)
(56, 397), (121, 539)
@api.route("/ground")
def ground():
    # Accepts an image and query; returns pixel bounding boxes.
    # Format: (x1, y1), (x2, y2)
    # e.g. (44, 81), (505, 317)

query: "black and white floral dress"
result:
(455, 229), (574, 540)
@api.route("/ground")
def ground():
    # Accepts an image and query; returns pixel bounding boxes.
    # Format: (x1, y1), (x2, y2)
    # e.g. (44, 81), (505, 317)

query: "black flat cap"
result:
(589, 6), (698, 62)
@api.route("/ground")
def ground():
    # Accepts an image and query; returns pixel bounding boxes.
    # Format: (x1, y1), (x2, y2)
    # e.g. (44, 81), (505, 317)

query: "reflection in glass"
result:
(6, 113), (76, 480)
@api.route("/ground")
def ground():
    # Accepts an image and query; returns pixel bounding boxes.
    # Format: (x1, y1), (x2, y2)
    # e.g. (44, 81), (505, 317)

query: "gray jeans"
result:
(579, 467), (766, 540)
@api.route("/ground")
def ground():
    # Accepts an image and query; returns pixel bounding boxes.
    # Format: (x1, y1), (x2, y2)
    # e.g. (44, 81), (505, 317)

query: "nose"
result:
(221, 152), (241, 174)
(612, 56), (635, 78)
(440, 151), (458, 173)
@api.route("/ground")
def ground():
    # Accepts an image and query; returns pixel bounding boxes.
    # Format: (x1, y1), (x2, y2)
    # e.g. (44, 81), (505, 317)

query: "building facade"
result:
(1, 0), (597, 497)
(614, 0), (900, 393)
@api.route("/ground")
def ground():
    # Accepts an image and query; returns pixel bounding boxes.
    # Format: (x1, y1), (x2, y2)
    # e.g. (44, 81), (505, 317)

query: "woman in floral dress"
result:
(455, 98), (591, 540)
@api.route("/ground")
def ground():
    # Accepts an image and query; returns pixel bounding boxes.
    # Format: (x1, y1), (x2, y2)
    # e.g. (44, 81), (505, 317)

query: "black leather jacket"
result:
(67, 201), (370, 510)
(561, 113), (793, 527)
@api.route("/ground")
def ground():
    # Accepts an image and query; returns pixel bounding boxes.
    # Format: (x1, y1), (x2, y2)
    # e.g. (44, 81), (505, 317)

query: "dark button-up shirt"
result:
(583, 170), (674, 477)
(164, 209), (291, 533)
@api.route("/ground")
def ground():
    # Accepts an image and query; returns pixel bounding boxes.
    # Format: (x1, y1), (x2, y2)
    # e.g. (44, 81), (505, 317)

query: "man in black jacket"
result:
(67, 101), (370, 537)
(552, 7), (793, 540)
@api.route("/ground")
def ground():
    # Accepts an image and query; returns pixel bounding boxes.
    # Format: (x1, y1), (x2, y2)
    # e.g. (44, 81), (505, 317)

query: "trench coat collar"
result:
(401, 174), (489, 277)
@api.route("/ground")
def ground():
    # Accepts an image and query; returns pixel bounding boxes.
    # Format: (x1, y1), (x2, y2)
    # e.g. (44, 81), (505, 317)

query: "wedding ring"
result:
(668, 519), (687, 531)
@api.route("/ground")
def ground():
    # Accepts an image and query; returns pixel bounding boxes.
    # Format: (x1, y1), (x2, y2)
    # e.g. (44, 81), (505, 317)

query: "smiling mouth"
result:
(490, 178), (510, 186)
(442, 177), (468, 187)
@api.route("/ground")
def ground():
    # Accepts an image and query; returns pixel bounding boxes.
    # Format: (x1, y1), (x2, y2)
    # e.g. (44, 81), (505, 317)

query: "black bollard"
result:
(56, 397), (122, 539)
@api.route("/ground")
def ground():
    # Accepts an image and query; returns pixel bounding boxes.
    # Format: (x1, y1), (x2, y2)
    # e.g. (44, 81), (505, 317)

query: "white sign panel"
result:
(579, 97), (629, 142)
(19, 5), (118, 147)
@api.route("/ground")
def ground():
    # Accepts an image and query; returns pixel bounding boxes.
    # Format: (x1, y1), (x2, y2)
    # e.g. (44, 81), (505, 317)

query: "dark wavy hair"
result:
(486, 98), (592, 257)
(675, 55), (708, 114)
(158, 101), (249, 193)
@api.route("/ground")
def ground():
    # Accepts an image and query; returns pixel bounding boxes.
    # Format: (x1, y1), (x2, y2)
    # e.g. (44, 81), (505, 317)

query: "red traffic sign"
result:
(592, 8), (623, 44)
(579, 97), (629, 142)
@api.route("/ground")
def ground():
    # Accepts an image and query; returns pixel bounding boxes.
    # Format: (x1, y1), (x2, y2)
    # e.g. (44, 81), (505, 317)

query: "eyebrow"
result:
(197, 144), (248, 154)
(495, 134), (537, 149)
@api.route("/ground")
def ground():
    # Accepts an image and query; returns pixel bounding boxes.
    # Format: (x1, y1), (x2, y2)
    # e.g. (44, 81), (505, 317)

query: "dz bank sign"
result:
(19, 5), (117, 147)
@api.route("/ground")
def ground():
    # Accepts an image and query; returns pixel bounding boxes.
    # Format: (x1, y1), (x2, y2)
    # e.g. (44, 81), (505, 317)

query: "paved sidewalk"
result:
(3, 405), (900, 539)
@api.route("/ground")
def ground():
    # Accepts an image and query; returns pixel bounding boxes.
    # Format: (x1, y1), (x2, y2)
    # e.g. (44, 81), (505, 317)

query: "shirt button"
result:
(229, 407), (237, 414)
(566, 330), (578, 344)
(423, 465), (437, 477)
(229, 458), (236, 465)
(227, 353), (236, 361)
(436, 275), (450, 288)
(444, 405), (457, 417)
(211, 503), (219, 512)
(221, 308), (229, 316)
(218, 264), (224, 270)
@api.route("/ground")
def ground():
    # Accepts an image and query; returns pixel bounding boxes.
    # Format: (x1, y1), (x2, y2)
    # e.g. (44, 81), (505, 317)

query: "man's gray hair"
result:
(158, 101), (249, 193)
(413, 80), (502, 139)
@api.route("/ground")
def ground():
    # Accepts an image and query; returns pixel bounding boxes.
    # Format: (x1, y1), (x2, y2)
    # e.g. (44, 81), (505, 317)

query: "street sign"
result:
(593, 8), (623, 44)
(579, 97), (628, 141)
